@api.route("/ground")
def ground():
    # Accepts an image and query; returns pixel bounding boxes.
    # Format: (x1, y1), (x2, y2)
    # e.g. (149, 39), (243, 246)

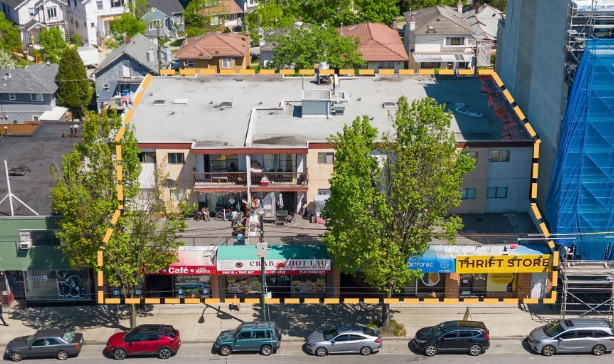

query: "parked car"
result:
(214, 321), (281, 356)
(4, 329), (84, 362)
(527, 318), (614, 356)
(412, 320), (490, 356)
(105, 324), (180, 360)
(306, 324), (381, 356)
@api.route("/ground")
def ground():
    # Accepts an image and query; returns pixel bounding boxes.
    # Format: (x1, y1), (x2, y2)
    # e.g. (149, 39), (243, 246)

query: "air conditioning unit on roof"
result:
(19, 231), (32, 250)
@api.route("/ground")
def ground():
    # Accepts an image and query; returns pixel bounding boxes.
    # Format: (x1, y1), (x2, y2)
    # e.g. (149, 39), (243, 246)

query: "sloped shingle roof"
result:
(0, 63), (59, 94)
(463, 4), (504, 40)
(339, 23), (409, 62)
(146, 0), (184, 16)
(95, 33), (161, 74)
(199, 0), (243, 16)
(405, 6), (477, 35)
(175, 33), (249, 59)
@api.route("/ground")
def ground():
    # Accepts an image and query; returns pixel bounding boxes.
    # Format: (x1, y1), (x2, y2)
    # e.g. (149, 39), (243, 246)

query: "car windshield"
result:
(323, 328), (339, 341)
(544, 321), (566, 337)
(432, 322), (449, 337)
(232, 326), (242, 337)
(62, 331), (75, 343)
(26, 335), (36, 345)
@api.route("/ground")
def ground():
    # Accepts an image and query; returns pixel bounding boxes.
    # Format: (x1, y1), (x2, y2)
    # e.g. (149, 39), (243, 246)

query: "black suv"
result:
(412, 321), (490, 356)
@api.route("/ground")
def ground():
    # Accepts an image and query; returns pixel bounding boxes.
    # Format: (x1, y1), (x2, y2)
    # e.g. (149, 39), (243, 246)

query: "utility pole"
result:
(156, 23), (163, 74)
(474, 38), (479, 76)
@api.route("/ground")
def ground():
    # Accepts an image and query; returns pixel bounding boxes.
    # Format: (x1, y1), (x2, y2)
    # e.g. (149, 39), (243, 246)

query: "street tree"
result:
(355, 0), (400, 25)
(129, 0), (149, 19)
(37, 27), (67, 63)
(0, 12), (22, 52)
(0, 49), (17, 68)
(244, 1), (296, 45)
(269, 25), (364, 70)
(56, 47), (92, 118)
(322, 97), (475, 328)
(300, 0), (355, 27)
(51, 111), (188, 328)
(109, 13), (146, 46)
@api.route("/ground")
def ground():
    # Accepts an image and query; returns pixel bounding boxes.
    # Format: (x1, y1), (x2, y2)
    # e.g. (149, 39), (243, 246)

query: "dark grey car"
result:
(4, 329), (84, 362)
(306, 324), (381, 356)
(528, 319), (614, 356)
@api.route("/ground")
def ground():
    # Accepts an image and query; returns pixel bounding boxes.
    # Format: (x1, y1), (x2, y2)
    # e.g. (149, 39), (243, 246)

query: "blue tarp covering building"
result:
(546, 39), (614, 260)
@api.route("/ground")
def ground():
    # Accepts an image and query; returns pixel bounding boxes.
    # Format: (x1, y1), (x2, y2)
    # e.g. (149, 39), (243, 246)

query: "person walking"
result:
(0, 304), (8, 326)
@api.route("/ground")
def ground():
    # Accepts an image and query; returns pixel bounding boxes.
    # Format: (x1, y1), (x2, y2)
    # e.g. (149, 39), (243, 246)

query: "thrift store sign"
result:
(217, 259), (332, 275)
(456, 254), (552, 273)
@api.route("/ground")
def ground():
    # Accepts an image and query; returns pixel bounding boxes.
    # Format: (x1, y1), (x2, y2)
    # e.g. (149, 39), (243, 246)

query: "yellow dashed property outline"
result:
(99, 70), (556, 305)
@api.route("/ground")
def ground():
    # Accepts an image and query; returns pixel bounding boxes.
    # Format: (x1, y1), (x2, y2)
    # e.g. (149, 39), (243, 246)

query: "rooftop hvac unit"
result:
(19, 231), (32, 250)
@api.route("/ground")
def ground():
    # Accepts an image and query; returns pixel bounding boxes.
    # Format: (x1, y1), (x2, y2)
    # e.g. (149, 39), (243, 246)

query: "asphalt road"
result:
(3, 340), (614, 364)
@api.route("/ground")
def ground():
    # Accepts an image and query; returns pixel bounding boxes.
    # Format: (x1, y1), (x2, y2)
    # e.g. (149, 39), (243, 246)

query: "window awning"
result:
(216, 245), (331, 275)
(412, 54), (474, 63)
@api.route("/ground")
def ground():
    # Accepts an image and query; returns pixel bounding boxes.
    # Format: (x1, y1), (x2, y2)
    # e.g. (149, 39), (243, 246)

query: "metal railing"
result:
(193, 171), (308, 187)
(251, 172), (308, 186)
(193, 172), (248, 185)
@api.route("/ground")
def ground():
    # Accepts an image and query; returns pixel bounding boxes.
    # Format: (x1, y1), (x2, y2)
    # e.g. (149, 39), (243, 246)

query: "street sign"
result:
(256, 242), (268, 258)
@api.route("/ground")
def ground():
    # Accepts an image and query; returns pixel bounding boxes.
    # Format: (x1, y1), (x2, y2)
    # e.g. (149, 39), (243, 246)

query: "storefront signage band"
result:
(217, 259), (331, 275)
(456, 255), (552, 273)
(158, 266), (216, 275)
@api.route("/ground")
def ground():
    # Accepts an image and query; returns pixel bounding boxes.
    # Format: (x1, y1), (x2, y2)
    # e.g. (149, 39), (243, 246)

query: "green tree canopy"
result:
(0, 49), (17, 68)
(269, 25), (364, 70)
(399, 0), (457, 12)
(71, 33), (82, 46)
(244, 1), (296, 44)
(37, 27), (67, 63)
(51, 111), (187, 327)
(0, 12), (22, 52)
(110, 13), (146, 46)
(355, 0), (400, 25)
(184, 0), (228, 37)
(56, 47), (92, 115)
(129, 0), (149, 19)
(322, 97), (475, 326)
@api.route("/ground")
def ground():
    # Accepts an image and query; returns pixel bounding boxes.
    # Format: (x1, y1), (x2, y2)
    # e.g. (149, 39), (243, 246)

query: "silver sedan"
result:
(306, 325), (382, 356)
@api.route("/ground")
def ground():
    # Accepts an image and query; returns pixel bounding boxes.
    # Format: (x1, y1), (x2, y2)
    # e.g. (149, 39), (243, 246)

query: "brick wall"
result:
(211, 275), (219, 298)
(517, 273), (532, 299)
(445, 273), (460, 298)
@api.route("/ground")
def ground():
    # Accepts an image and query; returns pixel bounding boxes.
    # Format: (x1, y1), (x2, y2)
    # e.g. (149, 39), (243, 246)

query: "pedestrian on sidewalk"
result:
(0, 304), (8, 326)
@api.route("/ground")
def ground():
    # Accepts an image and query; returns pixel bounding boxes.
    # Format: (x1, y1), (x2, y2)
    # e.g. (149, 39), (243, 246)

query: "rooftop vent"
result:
(220, 101), (233, 108)
(383, 102), (397, 108)
(173, 99), (188, 105)
(153, 100), (165, 105)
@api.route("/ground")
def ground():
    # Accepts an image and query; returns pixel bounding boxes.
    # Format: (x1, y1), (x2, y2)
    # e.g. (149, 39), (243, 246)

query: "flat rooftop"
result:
(0, 122), (81, 216)
(131, 75), (530, 148)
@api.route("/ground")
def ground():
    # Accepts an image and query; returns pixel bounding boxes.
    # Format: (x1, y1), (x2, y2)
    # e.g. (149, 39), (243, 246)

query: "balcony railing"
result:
(193, 172), (308, 188)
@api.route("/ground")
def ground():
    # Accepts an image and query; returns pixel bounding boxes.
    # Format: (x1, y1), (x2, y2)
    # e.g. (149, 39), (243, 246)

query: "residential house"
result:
(175, 33), (249, 72)
(404, 4), (477, 70)
(141, 0), (184, 39)
(199, 0), (243, 31)
(463, 3), (504, 66)
(94, 33), (167, 108)
(338, 23), (409, 71)
(64, 0), (131, 47)
(234, 0), (257, 12)
(0, 0), (69, 46)
(258, 27), (289, 68)
(0, 63), (68, 123)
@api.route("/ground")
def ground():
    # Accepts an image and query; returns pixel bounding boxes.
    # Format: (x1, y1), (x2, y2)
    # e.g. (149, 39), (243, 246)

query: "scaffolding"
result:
(560, 261), (614, 318)
(565, 0), (614, 81)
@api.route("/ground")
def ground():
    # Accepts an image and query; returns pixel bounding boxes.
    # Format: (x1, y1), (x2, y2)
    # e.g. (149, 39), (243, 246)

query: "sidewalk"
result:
(0, 302), (558, 345)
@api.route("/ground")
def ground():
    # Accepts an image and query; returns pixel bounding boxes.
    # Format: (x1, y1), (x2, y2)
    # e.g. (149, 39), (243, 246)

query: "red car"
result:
(106, 325), (180, 360)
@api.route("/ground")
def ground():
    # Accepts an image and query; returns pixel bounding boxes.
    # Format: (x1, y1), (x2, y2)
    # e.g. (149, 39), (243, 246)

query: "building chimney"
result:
(391, 19), (398, 30)
(457, 1), (463, 13)
(409, 16), (416, 31)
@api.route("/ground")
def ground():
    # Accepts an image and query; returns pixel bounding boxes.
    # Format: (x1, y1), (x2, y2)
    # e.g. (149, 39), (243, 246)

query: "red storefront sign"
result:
(153, 247), (217, 275)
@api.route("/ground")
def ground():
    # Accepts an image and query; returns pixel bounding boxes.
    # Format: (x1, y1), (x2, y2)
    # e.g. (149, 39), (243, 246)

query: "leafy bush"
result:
(366, 319), (406, 337)
(169, 38), (185, 47)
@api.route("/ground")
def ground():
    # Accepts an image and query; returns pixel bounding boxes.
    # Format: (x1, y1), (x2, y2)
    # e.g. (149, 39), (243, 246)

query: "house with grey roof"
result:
(0, 63), (67, 123)
(94, 33), (169, 109)
(404, 4), (479, 70)
(141, 0), (184, 39)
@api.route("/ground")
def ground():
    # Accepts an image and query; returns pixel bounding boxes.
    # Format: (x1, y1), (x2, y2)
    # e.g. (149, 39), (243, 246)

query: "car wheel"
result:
(468, 344), (482, 356)
(57, 350), (69, 360)
(218, 345), (231, 356)
(113, 348), (127, 360)
(315, 347), (327, 357)
(592, 344), (606, 356)
(158, 348), (172, 359)
(424, 345), (438, 357)
(360, 346), (373, 356)
(260, 345), (272, 356)
(541, 345), (556, 357)
(10, 352), (23, 362)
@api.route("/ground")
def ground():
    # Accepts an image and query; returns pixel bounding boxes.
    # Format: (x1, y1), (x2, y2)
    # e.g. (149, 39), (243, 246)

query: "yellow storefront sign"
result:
(456, 255), (552, 273)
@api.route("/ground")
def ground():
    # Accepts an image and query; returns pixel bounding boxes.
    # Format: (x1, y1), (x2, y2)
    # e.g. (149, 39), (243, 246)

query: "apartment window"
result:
(8, 93), (16, 101)
(139, 152), (157, 163)
(111, 0), (123, 7)
(461, 188), (476, 200)
(168, 153), (185, 164)
(378, 61), (395, 69)
(222, 58), (232, 69)
(29, 7), (35, 16)
(103, 84), (110, 91)
(47, 7), (58, 19)
(468, 151), (478, 160)
(446, 37), (465, 46)
(318, 189), (331, 196)
(91, 22), (95, 27)
(97, 1), (103, 10)
(318, 152), (334, 164)
(186, 60), (194, 68)
(486, 187), (508, 199)
(489, 150), (511, 162)
(74, 0), (77, 7)
(149, 19), (161, 31)
(30, 93), (43, 102)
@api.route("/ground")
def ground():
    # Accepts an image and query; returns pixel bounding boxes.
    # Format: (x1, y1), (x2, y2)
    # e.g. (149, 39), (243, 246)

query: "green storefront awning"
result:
(216, 245), (330, 275)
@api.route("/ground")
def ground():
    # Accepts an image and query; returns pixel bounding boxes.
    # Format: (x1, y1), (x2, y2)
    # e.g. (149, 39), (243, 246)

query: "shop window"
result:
(486, 187), (508, 199)
(318, 152), (334, 164)
(460, 273), (487, 295)
(489, 150), (510, 162)
(461, 188), (476, 200)
(168, 152), (184, 164)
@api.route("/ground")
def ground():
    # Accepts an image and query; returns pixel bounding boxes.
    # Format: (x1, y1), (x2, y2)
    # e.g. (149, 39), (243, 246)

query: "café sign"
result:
(217, 259), (332, 275)
(456, 254), (552, 274)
